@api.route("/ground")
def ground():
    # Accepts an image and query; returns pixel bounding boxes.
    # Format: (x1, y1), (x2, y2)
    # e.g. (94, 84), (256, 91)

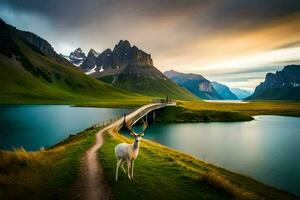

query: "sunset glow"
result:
(1, 0), (299, 89)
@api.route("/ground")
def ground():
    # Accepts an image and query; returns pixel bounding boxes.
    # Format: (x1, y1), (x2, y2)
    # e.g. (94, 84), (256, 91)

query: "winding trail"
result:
(72, 103), (173, 200)
(71, 127), (113, 200)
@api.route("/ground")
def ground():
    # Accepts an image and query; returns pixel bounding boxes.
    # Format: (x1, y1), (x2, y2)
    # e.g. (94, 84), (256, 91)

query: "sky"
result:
(1, 0), (300, 90)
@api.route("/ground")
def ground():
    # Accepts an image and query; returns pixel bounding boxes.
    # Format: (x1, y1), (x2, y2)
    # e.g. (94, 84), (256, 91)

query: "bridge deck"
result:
(93, 103), (175, 132)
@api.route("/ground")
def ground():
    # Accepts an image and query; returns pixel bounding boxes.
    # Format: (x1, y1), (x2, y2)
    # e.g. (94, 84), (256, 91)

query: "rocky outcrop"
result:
(0, 18), (68, 64)
(80, 40), (153, 73)
(17, 31), (57, 58)
(68, 48), (86, 67)
(247, 65), (300, 100)
(80, 49), (97, 70)
(164, 70), (222, 100)
(211, 82), (239, 100)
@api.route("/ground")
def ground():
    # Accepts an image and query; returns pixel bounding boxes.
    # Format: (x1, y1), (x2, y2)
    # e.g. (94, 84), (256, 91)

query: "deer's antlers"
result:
(126, 117), (148, 136)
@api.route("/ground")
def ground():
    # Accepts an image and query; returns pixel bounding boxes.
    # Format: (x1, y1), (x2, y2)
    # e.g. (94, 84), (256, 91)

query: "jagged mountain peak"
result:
(89, 48), (99, 56)
(115, 39), (131, 47)
(80, 40), (153, 73)
(68, 47), (86, 67)
(70, 47), (84, 55)
(74, 47), (83, 52)
(247, 65), (300, 100)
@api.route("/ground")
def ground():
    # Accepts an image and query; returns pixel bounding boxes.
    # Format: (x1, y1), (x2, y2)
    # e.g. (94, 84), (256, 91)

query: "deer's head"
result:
(126, 118), (147, 143)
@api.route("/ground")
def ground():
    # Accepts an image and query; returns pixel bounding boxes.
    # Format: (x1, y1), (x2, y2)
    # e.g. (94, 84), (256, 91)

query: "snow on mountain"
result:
(85, 65), (97, 75)
(67, 48), (86, 67)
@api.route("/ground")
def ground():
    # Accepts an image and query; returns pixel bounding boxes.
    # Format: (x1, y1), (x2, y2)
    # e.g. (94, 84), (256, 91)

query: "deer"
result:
(114, 118), (147, 181)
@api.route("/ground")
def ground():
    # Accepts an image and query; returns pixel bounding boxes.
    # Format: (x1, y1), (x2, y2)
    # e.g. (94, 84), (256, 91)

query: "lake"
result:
(141, 116), (300, 196)
(0, 105), (130, 151)
(1, 105), (299, 196)
(203, 100), (249, 103)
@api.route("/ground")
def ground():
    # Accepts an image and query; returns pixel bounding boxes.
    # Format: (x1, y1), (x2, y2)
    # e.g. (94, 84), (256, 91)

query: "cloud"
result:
(1, 0), (300, 89)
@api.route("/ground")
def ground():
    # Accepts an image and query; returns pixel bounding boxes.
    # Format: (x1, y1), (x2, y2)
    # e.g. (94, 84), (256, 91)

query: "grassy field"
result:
(177, 100), (300, 117)
(1, 97), (300, 199)
(0, 127), (98, 200)
(155, 106), (253, 122)
(152, 100), (300, 123)
(1, 20), (188, 105)
(99, 131), (297, 200)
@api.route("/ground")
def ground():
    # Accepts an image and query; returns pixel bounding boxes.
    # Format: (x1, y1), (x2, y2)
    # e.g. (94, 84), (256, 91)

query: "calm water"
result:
(0, 105), (130, 150)
(204, 100), (249, 103)
(142, 116), (300, 196)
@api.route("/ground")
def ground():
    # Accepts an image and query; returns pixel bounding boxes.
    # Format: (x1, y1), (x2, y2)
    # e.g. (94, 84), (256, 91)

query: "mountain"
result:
(68, 48), (86, 66)
(164, 70), (222, 100)
(247, 65), (300, 100)
(230, 88), (253, 99)
(0, 18), (138, 103)
(79, 40), (197, 100)
(80, 49), (99, 72)
(211, 82), (239, 100)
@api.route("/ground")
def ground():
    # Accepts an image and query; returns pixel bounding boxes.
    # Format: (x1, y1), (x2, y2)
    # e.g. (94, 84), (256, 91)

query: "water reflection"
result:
(141, 116), (300, 196)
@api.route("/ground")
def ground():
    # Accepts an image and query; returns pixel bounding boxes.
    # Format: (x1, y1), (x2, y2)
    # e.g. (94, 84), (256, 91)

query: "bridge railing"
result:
(92, 102), (175, 129)
(92, 109), (133, 128)
(152, 98), (176, 104)
(125, 103), (168, 127)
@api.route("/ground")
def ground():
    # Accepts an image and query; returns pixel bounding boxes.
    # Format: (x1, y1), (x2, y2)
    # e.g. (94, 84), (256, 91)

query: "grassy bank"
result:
(154, 100), (300, 123)
(178, 100), (300, 117)
(155, 106), (253, 122)
(0, 93), (152, 108)
(99, 131), (297, 200)
(0, 127), (97, 199)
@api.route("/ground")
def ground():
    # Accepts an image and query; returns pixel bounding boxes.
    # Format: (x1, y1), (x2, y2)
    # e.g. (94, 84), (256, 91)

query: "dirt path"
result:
(71, 128), (112, 200)
(71, 103), (170, 200)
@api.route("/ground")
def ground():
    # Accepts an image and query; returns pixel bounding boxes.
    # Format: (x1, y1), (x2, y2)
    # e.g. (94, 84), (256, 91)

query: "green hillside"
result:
(0, 19), (147, 104)
(85, 40), (198, 101)
(103, 64), (198, 100)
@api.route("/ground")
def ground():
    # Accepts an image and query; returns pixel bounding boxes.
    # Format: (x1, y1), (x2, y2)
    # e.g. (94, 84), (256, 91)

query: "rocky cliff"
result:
(80, 40), (153, 73)
(164, 70), (222, 100)
(247, 65), (300, 100)
(211, 82), (239, 100)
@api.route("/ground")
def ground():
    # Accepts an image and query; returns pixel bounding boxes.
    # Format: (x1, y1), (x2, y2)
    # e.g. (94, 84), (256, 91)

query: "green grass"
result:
(155, 106), (253, 122)
(177, 100), (300, 117)
(0, 37), (151, 105)
(153, 100), (300, 123)
(0, 35), (195, 105)
(99, 131), (297, 200)
(0, 127), (98, 199)
(98, 64), (198, 101)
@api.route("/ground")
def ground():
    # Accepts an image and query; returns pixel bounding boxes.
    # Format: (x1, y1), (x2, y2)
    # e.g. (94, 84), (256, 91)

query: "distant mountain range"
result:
(231, 88), (253, 99)
(64, 41), (197, 100)
(247, 65), (300, 100)
(164, 70), (222, 100)
(2, 18), (298, 103)
(211, 82), (238, 100)
(164, 70), (253, 100)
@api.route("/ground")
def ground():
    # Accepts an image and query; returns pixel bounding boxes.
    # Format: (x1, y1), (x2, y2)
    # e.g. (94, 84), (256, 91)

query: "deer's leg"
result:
(127, 160), (131, 180)
(131, 160), (135, 179)
(115, 159), (122, 181)
(121, 161), (127, 174)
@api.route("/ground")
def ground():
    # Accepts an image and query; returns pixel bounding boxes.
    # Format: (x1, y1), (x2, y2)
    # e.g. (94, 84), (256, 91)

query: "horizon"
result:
(1, 0), (299, 89)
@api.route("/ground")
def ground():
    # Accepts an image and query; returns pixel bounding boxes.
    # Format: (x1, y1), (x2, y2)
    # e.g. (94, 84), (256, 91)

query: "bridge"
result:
(93, 102), (175, 131)
(82, 102), (176, 200)
(122, 102), (175, 129)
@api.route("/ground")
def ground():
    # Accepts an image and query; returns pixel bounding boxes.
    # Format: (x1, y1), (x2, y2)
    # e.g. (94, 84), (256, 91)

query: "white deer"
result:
(114, 118), (147, 181)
